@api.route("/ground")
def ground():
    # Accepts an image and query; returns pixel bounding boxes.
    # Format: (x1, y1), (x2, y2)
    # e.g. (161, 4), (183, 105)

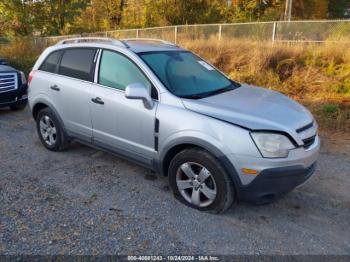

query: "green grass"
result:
(323, 103), (340, 114)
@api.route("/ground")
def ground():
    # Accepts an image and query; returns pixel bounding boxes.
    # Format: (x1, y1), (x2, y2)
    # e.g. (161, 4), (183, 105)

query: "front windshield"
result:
(139, 51), (240, 98)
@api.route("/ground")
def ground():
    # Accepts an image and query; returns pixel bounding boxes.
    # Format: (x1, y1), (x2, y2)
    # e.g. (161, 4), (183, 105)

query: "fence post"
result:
(272, 22), (277, 43)
(218, 24), (222, 41)
(174, 26), (178, 44)
(105, 31), (108, 38)
(136, 29), (139, 39)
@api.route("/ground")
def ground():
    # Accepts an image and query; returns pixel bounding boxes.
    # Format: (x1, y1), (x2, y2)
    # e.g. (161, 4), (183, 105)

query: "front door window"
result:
(98, 50), (151, 91)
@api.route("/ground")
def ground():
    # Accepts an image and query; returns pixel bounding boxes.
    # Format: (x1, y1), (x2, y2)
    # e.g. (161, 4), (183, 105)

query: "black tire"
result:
(10, 103), (27, 111)
(168, 148), (235, 214)
(36, 107), (68, 151)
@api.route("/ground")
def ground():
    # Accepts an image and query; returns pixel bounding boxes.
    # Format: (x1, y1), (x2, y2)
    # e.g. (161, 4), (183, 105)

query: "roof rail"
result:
(122, 38), (176, 46)
(56, 37), (129, 48)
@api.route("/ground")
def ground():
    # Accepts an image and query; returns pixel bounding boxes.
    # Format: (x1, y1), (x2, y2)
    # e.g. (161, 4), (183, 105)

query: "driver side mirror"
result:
(125, 83), (154, 109)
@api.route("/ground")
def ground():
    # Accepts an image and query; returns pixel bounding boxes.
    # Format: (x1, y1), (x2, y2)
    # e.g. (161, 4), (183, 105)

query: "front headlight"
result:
(251, 132), (295, 158)
(19, 71), (27, 84)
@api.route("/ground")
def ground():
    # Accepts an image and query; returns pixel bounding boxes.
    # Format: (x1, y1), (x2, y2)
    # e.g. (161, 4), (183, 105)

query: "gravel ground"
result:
(0, 107), (349, 255)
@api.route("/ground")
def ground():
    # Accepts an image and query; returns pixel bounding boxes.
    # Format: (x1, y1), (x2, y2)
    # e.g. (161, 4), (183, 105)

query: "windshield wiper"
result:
(180, 84), (238, 100)
(180, 94), (204, 99)
(199, 85), (236, 98)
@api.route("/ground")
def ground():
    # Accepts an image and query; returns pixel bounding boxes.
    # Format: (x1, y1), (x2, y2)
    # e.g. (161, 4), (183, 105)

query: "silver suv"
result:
(28, 38), (319, 213)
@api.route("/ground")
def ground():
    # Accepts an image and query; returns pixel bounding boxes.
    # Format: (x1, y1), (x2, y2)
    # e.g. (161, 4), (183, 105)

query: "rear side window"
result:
(39, 51), (63, 73)
(59, 48), (96, 81)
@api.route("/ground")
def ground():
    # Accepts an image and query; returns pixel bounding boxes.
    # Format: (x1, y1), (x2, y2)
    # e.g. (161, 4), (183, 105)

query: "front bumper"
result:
(239, 162), (316, 204)
(225, 135), (320, 204)
(0, 85), (28, 108)
(0, 95), (28, 108)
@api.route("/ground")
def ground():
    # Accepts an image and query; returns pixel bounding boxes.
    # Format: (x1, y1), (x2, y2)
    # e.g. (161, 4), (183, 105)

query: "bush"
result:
(0, 38), (43, 75)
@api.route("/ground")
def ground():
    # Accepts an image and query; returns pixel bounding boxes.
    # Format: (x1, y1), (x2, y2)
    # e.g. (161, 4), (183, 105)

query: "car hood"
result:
(0, 65), (16, 72)
(182, 84), (314, 138)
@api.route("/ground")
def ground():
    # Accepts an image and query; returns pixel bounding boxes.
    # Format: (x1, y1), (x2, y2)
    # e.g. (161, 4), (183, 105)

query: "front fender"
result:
(157, 130), (244, 191)
(159, 130), (229, 161)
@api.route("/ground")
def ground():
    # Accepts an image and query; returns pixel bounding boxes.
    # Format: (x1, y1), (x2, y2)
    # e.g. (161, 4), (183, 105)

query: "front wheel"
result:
(168, 148), (235, 213)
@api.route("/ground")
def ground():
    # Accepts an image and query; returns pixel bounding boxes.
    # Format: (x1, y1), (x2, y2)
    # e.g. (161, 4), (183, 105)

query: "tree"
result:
(74, 0), (127, 32)
(44, 0), (88, 35)
(0, 0), (87, 36)
(121, 0), (147, 28)
(225, 0), (284, 22)
(144, 0), (228, 27)
(328, 0), (349, 18)
(291, 0), (328, 19)
(2, 0), (350, 37)
(0, 0), (35, 36)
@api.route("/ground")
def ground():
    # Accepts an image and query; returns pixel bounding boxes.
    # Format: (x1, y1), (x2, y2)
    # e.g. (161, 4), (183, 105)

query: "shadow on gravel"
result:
(0, 106), (27, 115)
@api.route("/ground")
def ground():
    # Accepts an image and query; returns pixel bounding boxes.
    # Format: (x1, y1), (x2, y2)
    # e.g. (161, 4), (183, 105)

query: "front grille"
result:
(296, 121), (317, 149)
(0, 72), (18, 93)
(303, 135), (316, 149)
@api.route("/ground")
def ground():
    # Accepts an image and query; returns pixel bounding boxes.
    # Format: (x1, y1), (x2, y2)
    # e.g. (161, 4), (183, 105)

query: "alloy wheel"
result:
(176, 162), (217, 207)
(39, 115), (57, 146)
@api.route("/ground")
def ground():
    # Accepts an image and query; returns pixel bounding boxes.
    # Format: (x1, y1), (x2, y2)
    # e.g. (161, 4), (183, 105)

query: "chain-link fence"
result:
(275, 20), (350, 42)
(1, 20), (350, 49)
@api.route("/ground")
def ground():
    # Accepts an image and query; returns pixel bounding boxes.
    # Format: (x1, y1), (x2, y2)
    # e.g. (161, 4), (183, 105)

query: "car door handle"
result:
(50, 85), (60, 91)
(91, 97), (104, 105)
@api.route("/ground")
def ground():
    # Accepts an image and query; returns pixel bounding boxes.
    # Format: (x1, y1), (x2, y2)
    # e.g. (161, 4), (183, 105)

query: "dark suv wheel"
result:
(168, 148), (235, 213)
(36, 107), (68, 151)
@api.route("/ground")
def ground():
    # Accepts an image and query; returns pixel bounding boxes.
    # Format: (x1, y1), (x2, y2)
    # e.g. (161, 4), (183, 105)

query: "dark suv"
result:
(0, 59), (28, 110)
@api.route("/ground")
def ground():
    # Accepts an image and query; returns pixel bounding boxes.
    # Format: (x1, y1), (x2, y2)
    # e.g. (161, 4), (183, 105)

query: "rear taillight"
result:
(28, 71), (35, 85)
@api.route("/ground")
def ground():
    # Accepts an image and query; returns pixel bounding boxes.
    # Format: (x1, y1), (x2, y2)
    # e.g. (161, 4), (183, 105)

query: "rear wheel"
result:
(36, 108), (68, 151)
(169, 148), (235, 213)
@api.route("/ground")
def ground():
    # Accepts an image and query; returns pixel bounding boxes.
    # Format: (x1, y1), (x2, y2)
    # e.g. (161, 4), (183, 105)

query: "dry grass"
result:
(0, 40), (42, 75)
(1, 38), (349, 132)
(182, 39), (350, 132)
